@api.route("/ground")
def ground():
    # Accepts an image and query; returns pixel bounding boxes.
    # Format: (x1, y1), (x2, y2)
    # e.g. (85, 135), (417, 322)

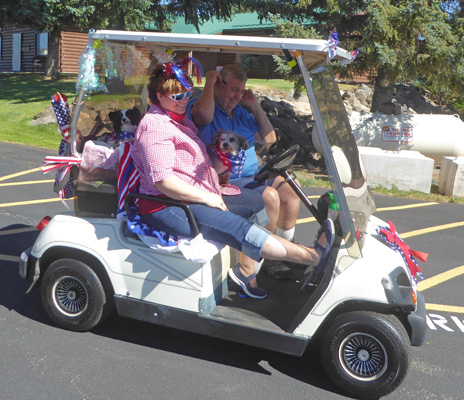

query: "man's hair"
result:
(220, 64), (247, 82)
(147, 64), (186, 105)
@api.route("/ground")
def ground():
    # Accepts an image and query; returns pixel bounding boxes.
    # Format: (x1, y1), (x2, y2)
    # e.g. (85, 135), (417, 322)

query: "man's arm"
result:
(190, 70), (221, 126)
(241, 89), (276, 145)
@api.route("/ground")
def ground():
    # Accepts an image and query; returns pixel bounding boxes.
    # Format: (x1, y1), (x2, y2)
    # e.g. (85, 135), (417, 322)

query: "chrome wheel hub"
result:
(339, 332), (388, 381)
(52, 276), (88, 316)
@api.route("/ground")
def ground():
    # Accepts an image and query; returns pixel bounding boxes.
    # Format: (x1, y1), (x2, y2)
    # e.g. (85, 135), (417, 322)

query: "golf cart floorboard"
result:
(214, 266), (316, 331)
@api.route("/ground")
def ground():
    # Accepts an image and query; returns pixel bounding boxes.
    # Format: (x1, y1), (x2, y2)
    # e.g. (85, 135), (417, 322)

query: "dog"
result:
(109, 107), (142, 142)
(208, 128), (248, 185)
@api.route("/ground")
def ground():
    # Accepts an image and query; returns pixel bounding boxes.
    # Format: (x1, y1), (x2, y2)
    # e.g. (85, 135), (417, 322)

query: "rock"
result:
(379, 101), (402, 115)
(30, 105), (57, 125)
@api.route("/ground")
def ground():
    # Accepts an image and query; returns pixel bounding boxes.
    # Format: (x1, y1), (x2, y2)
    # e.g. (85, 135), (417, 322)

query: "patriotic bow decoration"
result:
(327, 28), (339, 61)
(42, 155), (82, 200)
(163, 57), (203, 90)
(377, 220), (428, 281)
(51, 93), (72, 142)
(212, 145), (247, 178)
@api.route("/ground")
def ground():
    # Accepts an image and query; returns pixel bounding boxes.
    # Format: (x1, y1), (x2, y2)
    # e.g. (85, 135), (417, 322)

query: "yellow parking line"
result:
(0, 198), (70, 207)
(376, 202), (438, 212)
(0, 167), (42, 182)
(402, 221), (464, 239)
(425, 303), (464, 314)
(296, 216), (316, 224)
(0, 180), (54, 187)
(418, 265), (464, 291)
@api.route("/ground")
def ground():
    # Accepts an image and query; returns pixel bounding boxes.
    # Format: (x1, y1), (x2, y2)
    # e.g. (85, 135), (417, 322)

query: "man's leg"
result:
(272, 175), (301, 241)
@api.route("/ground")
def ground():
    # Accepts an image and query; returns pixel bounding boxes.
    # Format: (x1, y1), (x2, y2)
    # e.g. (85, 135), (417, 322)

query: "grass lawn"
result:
(0, 73), (77, 149)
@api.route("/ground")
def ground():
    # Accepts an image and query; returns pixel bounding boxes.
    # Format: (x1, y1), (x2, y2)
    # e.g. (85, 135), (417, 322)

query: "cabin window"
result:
(37, 32), (48, 56)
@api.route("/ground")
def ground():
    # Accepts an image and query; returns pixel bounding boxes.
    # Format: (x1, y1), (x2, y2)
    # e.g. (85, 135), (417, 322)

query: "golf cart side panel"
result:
(31, 214), (227, 312)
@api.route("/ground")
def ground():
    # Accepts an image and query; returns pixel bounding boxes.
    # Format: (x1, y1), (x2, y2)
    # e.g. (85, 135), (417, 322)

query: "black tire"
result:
(41, 258), (112, 332)
(321, 311), (411, 400)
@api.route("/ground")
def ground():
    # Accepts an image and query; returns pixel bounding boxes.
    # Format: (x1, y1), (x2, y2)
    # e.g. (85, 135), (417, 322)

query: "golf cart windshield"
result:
(71, 30), (374, 266)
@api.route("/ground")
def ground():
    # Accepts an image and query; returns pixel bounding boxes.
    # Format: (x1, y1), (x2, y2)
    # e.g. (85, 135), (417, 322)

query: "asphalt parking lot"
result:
(1, 142), (463, 400)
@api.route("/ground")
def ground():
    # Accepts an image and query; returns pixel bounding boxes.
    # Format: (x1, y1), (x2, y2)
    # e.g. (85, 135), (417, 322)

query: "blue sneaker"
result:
(228, 264), (267, 300)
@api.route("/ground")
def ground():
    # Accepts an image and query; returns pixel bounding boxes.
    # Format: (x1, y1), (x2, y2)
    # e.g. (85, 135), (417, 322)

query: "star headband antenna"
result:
(163, 57), (203, 90)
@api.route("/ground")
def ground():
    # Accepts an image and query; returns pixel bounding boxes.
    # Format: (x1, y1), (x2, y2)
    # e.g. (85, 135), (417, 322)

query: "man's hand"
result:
(240, 89), (258, 109)
(204, 70), (222, 87)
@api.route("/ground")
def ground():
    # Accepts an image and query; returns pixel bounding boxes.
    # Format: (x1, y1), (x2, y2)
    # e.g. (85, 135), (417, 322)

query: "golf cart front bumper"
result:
(408, 292), (427, 346)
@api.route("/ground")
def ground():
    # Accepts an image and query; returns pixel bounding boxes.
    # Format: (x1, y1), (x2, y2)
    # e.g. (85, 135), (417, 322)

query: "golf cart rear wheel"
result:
(321, 311), (411, 399)
(41, 258), (110, 332)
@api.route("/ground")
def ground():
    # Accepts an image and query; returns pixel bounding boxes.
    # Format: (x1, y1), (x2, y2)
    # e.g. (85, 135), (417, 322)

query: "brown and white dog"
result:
(207, 128), (248, 185)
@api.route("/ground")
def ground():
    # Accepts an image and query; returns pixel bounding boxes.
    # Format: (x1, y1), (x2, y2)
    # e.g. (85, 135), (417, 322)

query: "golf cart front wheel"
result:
(41, 258), (111, 332)
(321, 311), (411, 399)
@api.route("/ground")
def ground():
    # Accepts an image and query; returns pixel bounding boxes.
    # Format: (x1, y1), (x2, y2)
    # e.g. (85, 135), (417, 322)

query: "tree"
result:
(0, 0), (238, 77)
(243, 0), (464, 111)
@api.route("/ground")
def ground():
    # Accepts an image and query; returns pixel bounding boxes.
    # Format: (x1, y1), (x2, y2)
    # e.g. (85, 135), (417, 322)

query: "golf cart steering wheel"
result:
(254, 144), (300, 182)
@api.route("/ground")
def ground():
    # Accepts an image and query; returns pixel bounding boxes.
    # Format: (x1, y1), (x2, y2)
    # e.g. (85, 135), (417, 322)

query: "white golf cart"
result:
(19, 30), (427, 399)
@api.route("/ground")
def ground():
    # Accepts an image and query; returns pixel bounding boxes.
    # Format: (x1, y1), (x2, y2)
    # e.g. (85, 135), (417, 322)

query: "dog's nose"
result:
(223, 143), (229, 148)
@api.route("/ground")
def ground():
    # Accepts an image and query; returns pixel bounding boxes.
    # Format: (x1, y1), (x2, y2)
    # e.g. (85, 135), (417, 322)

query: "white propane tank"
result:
(349, 111), (464, 164)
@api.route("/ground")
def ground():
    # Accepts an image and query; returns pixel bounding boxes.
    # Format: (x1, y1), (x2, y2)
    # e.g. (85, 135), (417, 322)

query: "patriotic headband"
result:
(163, 57), (203, 90)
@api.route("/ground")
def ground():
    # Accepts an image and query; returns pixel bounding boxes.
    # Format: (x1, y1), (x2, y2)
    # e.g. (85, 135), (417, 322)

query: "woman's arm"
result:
(155, 175), (227, 211)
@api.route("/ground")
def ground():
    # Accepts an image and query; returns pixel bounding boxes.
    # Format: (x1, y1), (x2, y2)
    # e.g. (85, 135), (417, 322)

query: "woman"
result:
(131, 60), (334, 299)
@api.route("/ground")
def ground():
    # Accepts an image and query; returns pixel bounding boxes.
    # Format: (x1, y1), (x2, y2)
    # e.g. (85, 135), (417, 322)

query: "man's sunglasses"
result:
(168, 91), (193, 101)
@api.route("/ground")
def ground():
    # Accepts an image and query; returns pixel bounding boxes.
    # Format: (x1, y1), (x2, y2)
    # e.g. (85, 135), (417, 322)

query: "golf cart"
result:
(19, 30), (427, 399)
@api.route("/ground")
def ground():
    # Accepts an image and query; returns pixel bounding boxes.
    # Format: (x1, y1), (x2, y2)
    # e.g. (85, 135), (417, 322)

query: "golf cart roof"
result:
(89, 30), (353, 68)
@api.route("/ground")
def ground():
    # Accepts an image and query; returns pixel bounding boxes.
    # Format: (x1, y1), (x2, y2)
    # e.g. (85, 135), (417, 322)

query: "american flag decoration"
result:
(212, 145), (247, 178)
(51, 92), (72, 142)
(116, 142), (177, 246)
(377, 220), (428, 282)
(327, 28), (339, 61)
(117, 142), (140, 218)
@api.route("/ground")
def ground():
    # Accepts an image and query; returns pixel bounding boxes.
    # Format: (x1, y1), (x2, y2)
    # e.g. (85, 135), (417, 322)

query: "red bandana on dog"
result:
(212, 144), (247, 177)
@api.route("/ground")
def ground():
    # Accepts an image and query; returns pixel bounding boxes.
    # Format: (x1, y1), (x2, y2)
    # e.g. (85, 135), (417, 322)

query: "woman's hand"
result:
(155, 176), (227, 211)
(203, 192), (228, 211)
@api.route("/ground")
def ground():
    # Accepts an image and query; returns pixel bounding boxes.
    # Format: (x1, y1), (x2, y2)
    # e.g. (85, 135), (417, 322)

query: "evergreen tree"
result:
(245, 0), (464, 111)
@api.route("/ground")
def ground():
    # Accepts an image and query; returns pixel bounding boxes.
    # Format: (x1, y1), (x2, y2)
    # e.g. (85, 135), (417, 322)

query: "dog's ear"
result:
(128, 108), (142, 125)
(109, 110), (121, 126)
(212, 128), (224, 146)
(238, 134), (249, 150)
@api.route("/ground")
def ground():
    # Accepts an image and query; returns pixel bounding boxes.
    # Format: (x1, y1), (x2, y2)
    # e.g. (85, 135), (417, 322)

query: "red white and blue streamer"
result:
(163, 57), (203, 90)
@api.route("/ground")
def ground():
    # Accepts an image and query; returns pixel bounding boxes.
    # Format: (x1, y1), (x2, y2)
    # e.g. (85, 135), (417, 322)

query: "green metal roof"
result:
(148, 12), (314, 35)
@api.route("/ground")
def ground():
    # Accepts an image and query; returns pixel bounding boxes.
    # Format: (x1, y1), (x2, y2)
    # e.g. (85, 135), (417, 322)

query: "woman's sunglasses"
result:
(168, 91), (193, 101)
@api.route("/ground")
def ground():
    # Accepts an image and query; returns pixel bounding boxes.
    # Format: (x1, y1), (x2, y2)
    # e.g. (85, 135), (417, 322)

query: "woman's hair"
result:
(147, 64), (186, 105)
(219, 64), (248, 83)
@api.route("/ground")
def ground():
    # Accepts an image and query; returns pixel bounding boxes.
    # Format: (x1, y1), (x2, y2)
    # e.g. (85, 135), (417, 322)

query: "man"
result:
(187, 64), (301, 279)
